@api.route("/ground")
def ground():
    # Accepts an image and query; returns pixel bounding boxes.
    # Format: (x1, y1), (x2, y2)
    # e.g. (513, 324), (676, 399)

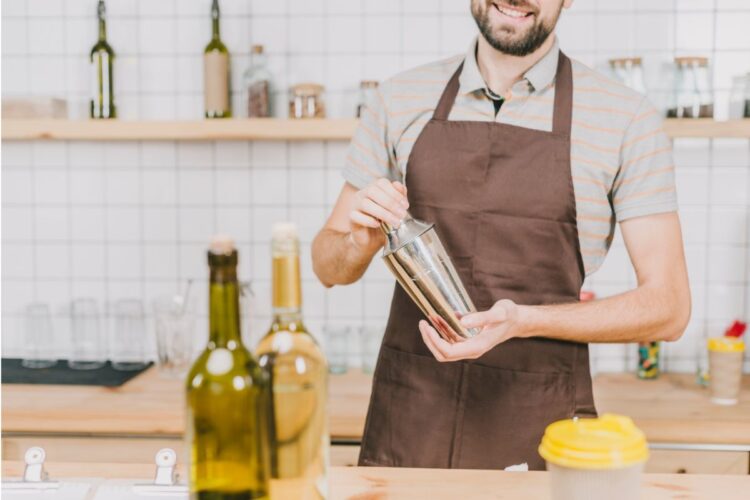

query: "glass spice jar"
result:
(289, 83), (326, 119)
(608, 57), (647, 95)
(667, 56), (714, 119)
(356, 80), (379, 118)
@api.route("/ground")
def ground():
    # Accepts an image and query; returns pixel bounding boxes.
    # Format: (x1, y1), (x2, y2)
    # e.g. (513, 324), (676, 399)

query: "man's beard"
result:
(472, 1), (561, 57)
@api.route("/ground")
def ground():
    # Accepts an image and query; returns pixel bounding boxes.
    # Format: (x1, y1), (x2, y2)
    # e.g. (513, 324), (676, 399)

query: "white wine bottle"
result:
(204, 0), (231, 118)
(186, 236), (269, 500)
(256, 224), (329, 499)
(90, 0), (115, 119)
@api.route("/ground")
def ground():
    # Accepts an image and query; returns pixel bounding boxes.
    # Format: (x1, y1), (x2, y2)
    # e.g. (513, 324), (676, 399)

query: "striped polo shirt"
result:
(342, 37), (678, 276)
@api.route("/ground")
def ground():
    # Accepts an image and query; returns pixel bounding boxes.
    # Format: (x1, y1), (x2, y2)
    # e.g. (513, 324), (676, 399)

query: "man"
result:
(312, 0), (690, 470)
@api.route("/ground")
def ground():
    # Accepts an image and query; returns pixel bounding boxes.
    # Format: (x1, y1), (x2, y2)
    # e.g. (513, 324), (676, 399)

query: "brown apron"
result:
(358, 52), (596, 471)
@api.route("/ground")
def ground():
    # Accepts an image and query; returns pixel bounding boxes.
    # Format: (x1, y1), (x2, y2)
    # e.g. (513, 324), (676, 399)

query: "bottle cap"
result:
(209, 234), (235, 255)
(272, 222), (298, 241)
(708, 337), (745, 353)
(538, 414), (649, 470)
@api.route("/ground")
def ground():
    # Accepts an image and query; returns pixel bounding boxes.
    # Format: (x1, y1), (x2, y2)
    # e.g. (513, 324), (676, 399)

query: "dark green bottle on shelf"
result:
(204, 0), (231, 119)
(186, 237), (269, 500)
(90, 0), (116, 119)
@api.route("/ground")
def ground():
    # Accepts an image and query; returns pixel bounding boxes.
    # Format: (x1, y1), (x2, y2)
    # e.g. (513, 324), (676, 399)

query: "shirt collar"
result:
(458, 36), (560, 96)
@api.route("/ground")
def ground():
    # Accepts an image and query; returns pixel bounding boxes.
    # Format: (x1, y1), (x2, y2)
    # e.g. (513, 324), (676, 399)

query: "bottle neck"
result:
(271, 251), (302, 329)
(211, 1), (220, 40)
(251, 52), (267, 68)
(208, 266), (242, 348)
(97, 2), (107, 41)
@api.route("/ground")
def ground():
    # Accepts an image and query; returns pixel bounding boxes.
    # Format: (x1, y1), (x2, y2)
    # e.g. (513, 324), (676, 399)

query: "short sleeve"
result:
(611, 97), (678, 221)
(342, 87), (399, 189)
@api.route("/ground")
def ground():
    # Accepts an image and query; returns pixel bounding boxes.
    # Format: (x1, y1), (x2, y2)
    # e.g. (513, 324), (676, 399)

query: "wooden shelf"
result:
(1, 118), (359, 141)
(662, 118), (750, 138)
(2, 118), (749, 141)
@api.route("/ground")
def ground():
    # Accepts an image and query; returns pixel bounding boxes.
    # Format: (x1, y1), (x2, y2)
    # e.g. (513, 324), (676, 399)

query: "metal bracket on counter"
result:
(3, 446), (60, 490)
(131, 448), (188, 495)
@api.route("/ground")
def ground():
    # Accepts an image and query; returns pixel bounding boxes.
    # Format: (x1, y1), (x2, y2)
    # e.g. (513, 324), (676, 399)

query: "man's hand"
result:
(312, 180), (409, 287)
(419, 299), (520, 361)
(349, 179), (409, 253)
(418, 212), (690, 361)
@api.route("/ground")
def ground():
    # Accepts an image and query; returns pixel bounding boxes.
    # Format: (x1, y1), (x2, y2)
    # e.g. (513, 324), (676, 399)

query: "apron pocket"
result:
(458, 363), (575, 470)
(359, 344), (463, 468)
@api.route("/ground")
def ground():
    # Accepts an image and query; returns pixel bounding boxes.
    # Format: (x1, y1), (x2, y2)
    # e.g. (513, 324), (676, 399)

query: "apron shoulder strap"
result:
(433, 51), (573, 132)
(432, 61), (464, 121)
(552, 51), (573, 136)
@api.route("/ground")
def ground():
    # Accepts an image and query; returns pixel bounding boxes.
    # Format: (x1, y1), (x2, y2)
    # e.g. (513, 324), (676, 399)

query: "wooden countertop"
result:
(3, 461), (749, 499)
(3, 368), (749, 445)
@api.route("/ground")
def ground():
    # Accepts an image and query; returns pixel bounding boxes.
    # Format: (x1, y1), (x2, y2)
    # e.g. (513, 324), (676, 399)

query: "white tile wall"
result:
(2, 0), (750, 374)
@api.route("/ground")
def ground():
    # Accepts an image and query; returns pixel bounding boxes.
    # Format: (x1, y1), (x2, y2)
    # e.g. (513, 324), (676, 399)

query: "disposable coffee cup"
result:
(708, 337), (745, 406)
(538, 414), (649, 500)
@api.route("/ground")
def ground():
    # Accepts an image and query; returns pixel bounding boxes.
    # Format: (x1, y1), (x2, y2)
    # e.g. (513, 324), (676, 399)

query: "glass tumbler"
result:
(323, 325), (350, 374)
(21, 303), (57, 369)
(68, 298), (106, 370)
(361, 324), (385, 374)
(153, 295), (196, 379)
(111, 299), (148, 371)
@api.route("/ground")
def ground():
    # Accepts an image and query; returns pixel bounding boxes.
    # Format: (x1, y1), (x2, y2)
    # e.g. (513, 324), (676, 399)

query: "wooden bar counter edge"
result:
(3, 367), (749, 446)
(2, 461), (749, 499)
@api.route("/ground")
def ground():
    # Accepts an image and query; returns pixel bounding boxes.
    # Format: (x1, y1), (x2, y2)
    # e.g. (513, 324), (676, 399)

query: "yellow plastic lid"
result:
(538, 414), (649, 470)
(708, 337), (745, 353)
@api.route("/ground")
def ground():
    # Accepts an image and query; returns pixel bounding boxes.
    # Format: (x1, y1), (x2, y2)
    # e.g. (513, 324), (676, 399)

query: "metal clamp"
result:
(3, 447), (60, 490)
(132, 448), (187, 495)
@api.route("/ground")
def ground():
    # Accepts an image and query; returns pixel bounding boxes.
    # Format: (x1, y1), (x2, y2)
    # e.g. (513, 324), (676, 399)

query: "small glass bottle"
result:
(637, 341), (660, 380)
(356, 80), (379, 118)
(242, 45), (273, 118)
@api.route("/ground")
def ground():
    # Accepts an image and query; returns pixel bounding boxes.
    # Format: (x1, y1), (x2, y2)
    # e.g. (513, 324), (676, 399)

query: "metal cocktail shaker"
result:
(381, 215), (480, 340)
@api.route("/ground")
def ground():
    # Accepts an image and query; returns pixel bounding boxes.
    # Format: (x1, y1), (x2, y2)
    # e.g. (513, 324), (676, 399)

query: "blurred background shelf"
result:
(0, 118), (359, 141)
(2, 118), (749, 141)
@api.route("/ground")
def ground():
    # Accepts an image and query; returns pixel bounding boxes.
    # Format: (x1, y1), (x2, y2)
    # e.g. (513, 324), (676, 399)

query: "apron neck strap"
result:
(432, 62), (463, 121)
(552, 51), (573, 136)
(432, 50), (574, 137)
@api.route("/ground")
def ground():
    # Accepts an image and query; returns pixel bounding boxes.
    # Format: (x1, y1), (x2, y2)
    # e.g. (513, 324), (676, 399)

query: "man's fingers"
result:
(376, 178), (409, 209)
(392, 181), (409, 199)
(349, 210), (380, 228)
(364, 185), (407, 221)
(419, 321), (446, 362)
(360, 198), (402, 227)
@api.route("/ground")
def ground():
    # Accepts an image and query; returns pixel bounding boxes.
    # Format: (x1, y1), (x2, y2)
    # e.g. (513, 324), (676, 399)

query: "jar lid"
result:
(675, 56), (709, 66)
(251, 44), (264, 54)
(291, 83), (325, 96)
(609, 57), (642, 67)
(538, 414), (649, 470)
(360, 80), (379, 88)
(708, 337), (745, 353)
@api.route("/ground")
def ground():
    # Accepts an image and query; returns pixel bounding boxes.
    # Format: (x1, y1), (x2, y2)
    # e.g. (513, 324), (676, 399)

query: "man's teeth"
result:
(496, 5), (528, 18)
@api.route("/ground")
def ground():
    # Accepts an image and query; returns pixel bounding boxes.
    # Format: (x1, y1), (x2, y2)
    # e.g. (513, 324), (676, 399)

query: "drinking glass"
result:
(68, 298), (106, 370)
(111, 299), (148, 371)
(360, 323), (385, 374)
(153, 295), (196, 379)
(21, 303), (57, 369)
(323, 325), (350, 374)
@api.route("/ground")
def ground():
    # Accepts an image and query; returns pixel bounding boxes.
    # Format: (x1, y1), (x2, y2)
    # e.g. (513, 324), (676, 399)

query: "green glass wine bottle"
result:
(256, 223), (329, 499)
(186, 236), (269, 500)
(204, 0), (231, 118)
(90, 0), (116, 119)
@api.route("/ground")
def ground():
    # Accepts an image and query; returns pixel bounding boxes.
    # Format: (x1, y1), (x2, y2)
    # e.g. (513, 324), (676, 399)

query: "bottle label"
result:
(91, 52), (112, 118)
(204, 52), (229, 115)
